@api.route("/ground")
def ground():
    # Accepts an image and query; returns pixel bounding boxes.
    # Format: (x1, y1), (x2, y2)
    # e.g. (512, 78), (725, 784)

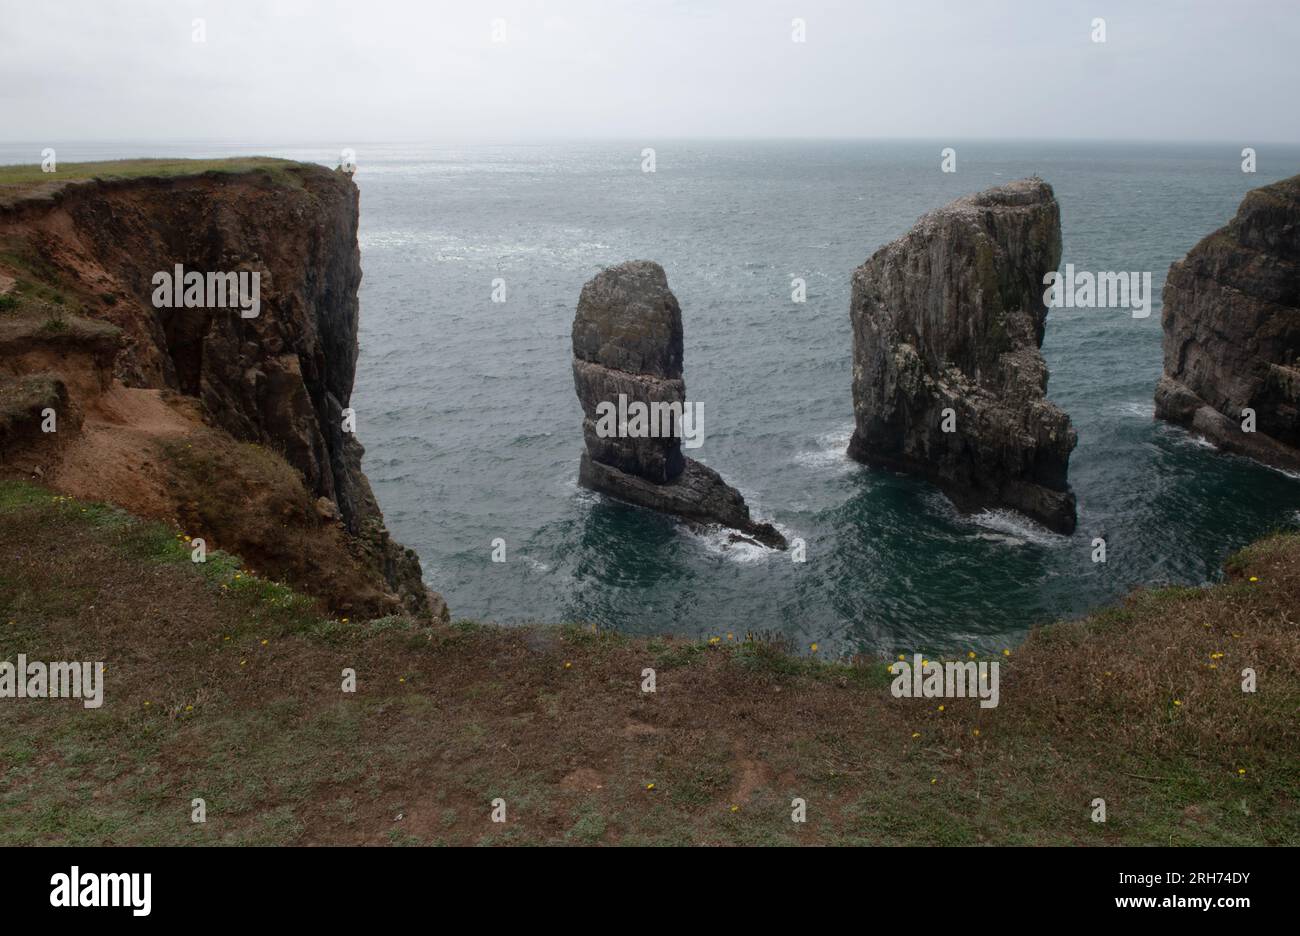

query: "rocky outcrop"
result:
(847, 178), (1078, 533)
(1154, 174), (1300, 470)
(0, 161), (446, 620)
(572, 261), (785, 548)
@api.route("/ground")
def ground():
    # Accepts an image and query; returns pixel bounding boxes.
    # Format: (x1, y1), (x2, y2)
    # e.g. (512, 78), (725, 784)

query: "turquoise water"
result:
(5, 140), (1299, 654)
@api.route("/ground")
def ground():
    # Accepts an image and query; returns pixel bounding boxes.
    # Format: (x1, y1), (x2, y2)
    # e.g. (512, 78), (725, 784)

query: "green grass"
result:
(0, 479), (53, 511)
(1, 478), (1296, 846)
(0, 157), (315, 192)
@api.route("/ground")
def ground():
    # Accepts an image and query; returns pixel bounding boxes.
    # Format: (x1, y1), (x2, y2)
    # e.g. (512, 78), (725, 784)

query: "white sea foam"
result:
(1114, 400), (1155, 419)
(1157, 420), (1220, 451)
(967, 508), (1070, 547)
(1182, 434), (1219, 451)
(523, 556), (552, 574)
(683, 522), (791, 564)
(569, 478), (597, 502)
(572, 477), (790, 562)
(793, 425), (856, 472)
(971, 531), (1027, 546)
(909, 484), (1069, 548)
(1162, 424), (1300, 477)
(969, 509), (1069, 546)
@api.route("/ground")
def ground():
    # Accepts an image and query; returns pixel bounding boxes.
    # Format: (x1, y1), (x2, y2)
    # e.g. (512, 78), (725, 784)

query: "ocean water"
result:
(5, 140), (1300, 655)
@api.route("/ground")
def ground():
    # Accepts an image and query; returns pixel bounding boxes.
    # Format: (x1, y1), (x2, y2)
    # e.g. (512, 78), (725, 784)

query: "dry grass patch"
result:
(0, 481), (1296, 845)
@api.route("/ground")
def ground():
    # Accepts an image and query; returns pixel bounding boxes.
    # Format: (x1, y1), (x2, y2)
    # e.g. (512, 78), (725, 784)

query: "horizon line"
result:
(3, 136), (1300, 149)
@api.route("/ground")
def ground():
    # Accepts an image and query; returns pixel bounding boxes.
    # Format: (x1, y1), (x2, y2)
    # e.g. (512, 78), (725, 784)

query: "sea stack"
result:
(572, 261), (785, 548)
(846, 178), (1078, 533)
(1154, 174), (1300, 470)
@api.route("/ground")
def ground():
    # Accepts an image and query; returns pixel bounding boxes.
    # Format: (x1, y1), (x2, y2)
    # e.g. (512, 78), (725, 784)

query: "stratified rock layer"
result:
(573, 261), (686, 483)
(847, 178), (1078, 533)
(1154, 174), (1300, 470)
(572, 261), (785, 548)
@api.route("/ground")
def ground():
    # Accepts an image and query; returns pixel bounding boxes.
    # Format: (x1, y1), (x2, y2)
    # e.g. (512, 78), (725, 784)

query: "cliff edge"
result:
(0, 158), (446, 621)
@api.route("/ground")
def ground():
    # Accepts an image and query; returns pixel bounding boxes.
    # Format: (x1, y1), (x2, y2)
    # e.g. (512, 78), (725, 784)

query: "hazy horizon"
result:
(3, 0), (1299, 146)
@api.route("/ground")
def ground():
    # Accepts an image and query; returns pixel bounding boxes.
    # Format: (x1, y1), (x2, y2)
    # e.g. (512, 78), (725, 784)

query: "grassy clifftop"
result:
(0, 157), (310, 194)
(1, 479), (1296, 845)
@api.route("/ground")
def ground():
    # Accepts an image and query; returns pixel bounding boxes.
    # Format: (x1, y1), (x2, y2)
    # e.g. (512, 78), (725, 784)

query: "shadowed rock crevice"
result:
(847, 178), (1078, 534)
(572, 261), (785, 548)
(1155, 173), (1300, 470)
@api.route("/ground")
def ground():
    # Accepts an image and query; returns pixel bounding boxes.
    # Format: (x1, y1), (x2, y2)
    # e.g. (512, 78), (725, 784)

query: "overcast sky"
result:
(2, 0), (1298, 144)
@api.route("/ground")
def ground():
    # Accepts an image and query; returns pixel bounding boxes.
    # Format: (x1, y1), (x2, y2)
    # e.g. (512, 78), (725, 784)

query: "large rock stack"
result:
(1154, 174), (1300, 470)
(572, 261), (785, 548)
(847, 178), (1078, 533)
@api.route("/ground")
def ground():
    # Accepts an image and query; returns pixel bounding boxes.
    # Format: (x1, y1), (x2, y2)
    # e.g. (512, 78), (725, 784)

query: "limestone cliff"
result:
(1155, 174), (1300, 470)
(572, 261), (785, 548)
(0, 160), (446, 620)
(847, 178), (1078, 533)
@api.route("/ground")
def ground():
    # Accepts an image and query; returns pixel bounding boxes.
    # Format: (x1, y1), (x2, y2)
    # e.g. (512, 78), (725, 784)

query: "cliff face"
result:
(572, 261), (785, 548)
(847, 179), (1078, 533)
(0, 162), (445, 620)
(1155, 174), (1300, 470)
